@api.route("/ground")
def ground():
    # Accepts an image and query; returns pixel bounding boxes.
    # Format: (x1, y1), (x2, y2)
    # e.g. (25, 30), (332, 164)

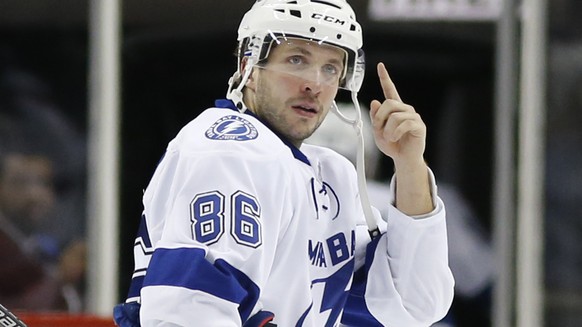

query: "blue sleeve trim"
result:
(126, 214), (153, 300)
(142, 247), (260, 322)
(127, 274), (145, 300)
(136, 215), (153, 249)
(341, 235), (383, 326)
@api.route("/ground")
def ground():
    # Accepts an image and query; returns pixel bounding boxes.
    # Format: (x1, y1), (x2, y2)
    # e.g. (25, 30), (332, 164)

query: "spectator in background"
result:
(306, 103), (494, 327)
(0, 67), (87, 312)
(0, 147), (86, 311)
(0, 67), (86, 248)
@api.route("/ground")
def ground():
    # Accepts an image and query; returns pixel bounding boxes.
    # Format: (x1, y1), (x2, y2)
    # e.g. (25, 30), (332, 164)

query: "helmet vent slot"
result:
(290, 10), (302, 18)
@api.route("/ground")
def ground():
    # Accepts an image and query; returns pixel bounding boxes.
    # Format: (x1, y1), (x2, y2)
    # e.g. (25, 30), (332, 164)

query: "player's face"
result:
(0, 154), (55, 233)
(246, 38), (345, 147)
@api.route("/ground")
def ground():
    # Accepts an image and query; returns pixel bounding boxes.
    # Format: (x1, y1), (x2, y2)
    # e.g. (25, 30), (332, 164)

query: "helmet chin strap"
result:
(226, 58), (256, 113)
(332, 89), (380, 239)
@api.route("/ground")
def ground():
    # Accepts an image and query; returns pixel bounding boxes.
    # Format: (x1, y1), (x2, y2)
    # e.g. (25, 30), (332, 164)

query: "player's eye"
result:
(288, 55), (304, 66)
(322, 63), (340, 77)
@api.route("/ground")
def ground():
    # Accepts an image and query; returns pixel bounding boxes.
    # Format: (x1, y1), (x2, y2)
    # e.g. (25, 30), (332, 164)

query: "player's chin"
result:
(287, 125), (315, 143)
(299, 128), (320, 143)
(285, 115), (319, 138)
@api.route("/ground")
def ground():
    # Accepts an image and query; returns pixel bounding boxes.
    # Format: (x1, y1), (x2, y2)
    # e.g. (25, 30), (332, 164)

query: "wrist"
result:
(393, 159), (433, 215)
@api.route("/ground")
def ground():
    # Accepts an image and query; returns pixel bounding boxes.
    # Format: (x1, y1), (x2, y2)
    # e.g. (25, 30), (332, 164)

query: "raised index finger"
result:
(377, 62), (402, 102)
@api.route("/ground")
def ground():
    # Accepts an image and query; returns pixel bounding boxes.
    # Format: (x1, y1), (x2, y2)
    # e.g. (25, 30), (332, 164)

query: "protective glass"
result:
(256, 37), (348, 88)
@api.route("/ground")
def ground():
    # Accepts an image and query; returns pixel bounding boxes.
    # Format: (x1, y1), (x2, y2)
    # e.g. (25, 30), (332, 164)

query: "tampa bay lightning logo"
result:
(205, 115), (258, 141)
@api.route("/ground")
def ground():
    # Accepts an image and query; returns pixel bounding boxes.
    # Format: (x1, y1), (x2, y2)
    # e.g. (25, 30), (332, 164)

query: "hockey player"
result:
(114, 0), (454, 326)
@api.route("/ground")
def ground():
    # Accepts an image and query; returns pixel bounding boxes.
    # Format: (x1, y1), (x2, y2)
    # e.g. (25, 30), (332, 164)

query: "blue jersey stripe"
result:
(127, 274), (145, 300)
(136, 215), (153, 249)
(341, 235), (383, 326)
(143, 247), (260, 322)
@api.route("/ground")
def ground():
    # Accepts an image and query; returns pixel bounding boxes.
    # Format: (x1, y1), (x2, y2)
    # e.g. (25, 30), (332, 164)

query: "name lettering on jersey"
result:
(308, 230), (355, 267)
(308, 240), (327, 267)
(205, 115), (258, 141)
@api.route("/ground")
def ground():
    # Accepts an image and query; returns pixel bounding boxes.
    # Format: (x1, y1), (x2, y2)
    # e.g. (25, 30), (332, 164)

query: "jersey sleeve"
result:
(342, 172), (455, 327)
(138, 147), (292, 327)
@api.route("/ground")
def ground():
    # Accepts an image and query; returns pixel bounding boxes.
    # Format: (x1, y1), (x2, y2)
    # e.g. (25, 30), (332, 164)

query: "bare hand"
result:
(370, 63), (426, 167)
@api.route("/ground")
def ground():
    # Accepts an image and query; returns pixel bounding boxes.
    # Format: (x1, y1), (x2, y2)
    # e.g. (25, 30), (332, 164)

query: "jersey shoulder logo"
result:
(205, 115), (258, 141)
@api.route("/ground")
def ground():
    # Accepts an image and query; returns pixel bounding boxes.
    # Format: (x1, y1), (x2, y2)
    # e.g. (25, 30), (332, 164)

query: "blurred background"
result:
(0, 0), (580, 326)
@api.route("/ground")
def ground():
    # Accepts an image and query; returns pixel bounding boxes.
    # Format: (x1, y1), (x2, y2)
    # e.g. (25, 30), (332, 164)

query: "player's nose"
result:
(300, 75), (323, 95)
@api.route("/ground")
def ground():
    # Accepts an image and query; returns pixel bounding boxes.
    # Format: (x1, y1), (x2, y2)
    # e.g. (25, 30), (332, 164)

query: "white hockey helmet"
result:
(227, 0), (365, 110)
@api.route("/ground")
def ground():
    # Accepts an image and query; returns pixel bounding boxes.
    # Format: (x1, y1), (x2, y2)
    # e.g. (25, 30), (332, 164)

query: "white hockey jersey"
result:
(117, 99), (454, 327)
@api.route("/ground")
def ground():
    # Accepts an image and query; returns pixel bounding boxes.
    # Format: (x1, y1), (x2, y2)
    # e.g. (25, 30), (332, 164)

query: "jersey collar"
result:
(214, 99), (311, 166)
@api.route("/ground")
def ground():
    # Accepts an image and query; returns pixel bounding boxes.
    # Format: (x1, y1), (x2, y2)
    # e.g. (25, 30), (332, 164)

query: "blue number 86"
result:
(190, 190), (262, 248)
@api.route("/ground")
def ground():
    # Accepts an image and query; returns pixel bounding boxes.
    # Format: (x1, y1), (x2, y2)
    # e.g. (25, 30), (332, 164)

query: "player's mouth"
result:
(291, 102), (318, 117)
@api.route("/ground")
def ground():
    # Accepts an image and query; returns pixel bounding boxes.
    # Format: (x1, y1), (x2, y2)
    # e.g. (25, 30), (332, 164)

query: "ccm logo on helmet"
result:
(311, 13), (345, 25)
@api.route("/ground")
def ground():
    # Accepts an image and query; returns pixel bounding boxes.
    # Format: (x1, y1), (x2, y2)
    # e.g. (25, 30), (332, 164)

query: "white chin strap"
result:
(332, 91), (380, 239)
(226, 59), (256, 113)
